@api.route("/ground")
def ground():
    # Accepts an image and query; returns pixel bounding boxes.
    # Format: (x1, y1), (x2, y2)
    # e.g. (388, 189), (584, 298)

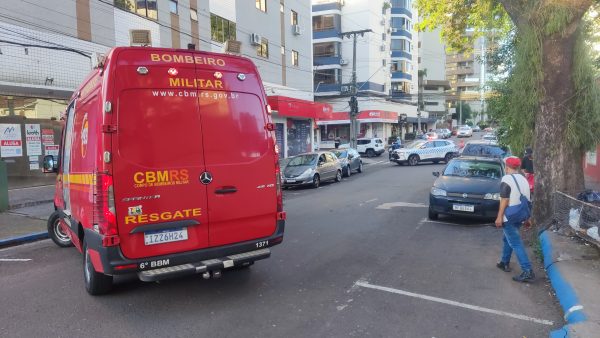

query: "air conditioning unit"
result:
(380, 19), (386, 25)
(250, 33), (261, 45)
(292, 24), (301, 35)
(130, 30), (151, 46)
(339, 59), (348, 66)
(391, 28), (398, 33)
(380, 44), (386, 51)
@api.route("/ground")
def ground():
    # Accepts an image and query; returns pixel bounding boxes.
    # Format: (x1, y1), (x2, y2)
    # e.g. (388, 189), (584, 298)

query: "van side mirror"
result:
(432, 171), (440, 177)
(43, 155), (58, 173)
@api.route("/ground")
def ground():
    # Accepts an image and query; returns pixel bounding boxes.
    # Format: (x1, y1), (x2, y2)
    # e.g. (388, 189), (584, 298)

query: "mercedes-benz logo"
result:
(200, 172), (213, 185)
(462, 193), (468, 198)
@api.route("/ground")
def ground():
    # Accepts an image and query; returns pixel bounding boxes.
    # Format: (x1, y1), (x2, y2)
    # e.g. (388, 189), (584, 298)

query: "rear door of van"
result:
(195, 67), (277, 247)
(111, 49), (209, 259)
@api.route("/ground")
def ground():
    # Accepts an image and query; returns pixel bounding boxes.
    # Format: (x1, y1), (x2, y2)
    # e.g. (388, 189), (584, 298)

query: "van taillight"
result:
(275, 167), (283, 213)
(94, 173), (119, 246)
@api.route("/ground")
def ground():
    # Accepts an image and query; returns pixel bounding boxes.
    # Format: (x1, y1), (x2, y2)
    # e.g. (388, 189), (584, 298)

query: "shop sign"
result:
(0, 124), (23, 158)
(45, 145), (59, 157)
(25, 124), (42, 156)
(42, 129), (54, 145)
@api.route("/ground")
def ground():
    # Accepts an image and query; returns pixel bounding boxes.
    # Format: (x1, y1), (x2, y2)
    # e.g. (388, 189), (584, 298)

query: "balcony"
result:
(313, 28), (341, 40)
(315, 83), (342, 93)
(391, 29), (412, 39)
(391, 7), (412, 18)
(314, 55), (342, 66)
(391, 51), (412, 59)
(389, 90), (412, 100)
(446, 66), (474, 76)
(312, 1), (342, 12)
(446, 54), (474, 63)
(391, 71), (412, 80)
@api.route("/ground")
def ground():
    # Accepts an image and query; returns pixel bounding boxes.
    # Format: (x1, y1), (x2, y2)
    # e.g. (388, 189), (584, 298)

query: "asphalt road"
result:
(0, 138), (562, 338)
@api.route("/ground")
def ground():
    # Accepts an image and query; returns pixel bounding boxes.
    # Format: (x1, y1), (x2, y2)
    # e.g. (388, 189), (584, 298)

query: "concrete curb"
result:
(539, 231), (587, 338)
(0, 231), (48, 248)
(9, 199), (54, 210)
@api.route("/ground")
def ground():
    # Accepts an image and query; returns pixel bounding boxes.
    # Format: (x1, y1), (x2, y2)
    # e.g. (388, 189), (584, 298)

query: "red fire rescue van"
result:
(43, 47), (286, 295)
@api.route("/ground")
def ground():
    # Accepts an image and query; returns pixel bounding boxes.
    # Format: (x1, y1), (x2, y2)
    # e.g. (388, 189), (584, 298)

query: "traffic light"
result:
(348, 96), (358, 115)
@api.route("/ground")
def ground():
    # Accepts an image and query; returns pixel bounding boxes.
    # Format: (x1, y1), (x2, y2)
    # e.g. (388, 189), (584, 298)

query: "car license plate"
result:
(453, 204), (474, 212)
(144, 228), (188, 246)
(286, 179), (296, 183)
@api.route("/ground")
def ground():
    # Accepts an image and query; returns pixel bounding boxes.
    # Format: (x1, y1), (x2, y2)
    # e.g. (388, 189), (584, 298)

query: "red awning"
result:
(267, 96), (333, 119)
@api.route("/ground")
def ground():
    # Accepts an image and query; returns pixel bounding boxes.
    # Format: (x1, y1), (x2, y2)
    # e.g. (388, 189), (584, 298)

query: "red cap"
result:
(505, 156), (521, 169)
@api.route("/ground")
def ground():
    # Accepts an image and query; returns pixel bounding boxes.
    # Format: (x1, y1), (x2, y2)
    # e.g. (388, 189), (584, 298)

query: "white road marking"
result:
(0, 258), (32, 262)
(376, 202), (428, 210)
(365, 198), (378, 203)
(421, 219), (463, 226)
(354, 281), (554, 326)
(8, 184), (54, 191)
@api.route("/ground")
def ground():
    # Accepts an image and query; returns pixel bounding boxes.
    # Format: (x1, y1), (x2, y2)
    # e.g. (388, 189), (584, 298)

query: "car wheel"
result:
(83, 241), (113, 295)
(312, 174), (320, 188)
(335, 170), (342, 182)
(428, 207), (439, 220)
(366, 149), (375, 157)
(444, 153), (454, 163)
(345, 165), (351, 177)
(48, 211), (73, 248)
(408, 155), (419, 166)
(357, 162), (363, 173)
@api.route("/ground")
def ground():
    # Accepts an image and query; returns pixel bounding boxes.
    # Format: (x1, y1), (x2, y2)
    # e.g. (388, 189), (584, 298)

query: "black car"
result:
(333, 148), (363, 177)
(460, 140), (511, 158)
(429, 156), (504, 220)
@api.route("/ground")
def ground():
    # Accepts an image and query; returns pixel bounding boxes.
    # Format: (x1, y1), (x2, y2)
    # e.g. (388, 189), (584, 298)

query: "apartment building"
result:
(311, 0), (420, 144)
(418, 28), (450, 123)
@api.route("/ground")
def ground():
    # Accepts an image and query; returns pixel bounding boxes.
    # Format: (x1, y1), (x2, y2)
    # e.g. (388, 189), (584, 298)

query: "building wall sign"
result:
(0, 124), (23, 158)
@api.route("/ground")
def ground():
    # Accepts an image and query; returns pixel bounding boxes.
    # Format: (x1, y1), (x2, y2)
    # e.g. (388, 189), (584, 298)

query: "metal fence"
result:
(552, 191), (600, 247)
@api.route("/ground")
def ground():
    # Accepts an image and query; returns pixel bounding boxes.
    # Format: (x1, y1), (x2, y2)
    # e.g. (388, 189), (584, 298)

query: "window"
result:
(382, 59), (386, 67)
(391, 0), (411, 8)
(169, 0), (178, 14)
(210, 14), (237, 43)
(391, 39), (411, 52)
(314, 69), (339, 85)
(256, 0), (267, 12)
(391, 60), (411, 72)
(257, 38), (269, 58)
(312, 15), (335, 31)
(391, 17), (411, 30)
(292, 50), (299, 66)
(190, 8), (198, 21)
(291, 10), (298, 25)
(382, 33), (386, 41)
(391, 82), (410, 93)
(313, 42), (338, 57)
(115, 0), (157, 19)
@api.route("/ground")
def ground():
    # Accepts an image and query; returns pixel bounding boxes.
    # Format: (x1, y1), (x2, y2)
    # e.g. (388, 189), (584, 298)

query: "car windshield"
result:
(444, 160), (503, 179)
(405, 141), (428, 149)
(462, 144), (509, 158)
(287, 154), (317, 166)
(333, 150), (348, 158)
(459, 127), (470, 131)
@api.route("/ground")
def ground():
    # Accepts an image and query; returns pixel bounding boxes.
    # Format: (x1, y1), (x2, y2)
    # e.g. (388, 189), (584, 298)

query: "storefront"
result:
(316, 110), (400, 147)
(267, 96), (332, 158)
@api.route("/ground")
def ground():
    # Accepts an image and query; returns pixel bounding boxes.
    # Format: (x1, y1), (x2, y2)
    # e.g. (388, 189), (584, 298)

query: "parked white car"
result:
(457, 126), (473, 138)
(390, 140), (459, 166)
(356, 138), (385, 157)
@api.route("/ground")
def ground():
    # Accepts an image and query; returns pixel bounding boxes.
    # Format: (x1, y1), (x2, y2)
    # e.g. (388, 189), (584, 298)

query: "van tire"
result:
(312, 174), (320, 188)
(335, 170), (342, 182)
(83, 242), (113, 295)
(48, 211), (73, 248)
(366, 149), (375, 157)
(408, 155), (419, 166)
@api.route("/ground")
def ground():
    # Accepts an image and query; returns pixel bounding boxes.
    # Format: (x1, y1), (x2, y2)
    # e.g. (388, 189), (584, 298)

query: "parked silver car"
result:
(333, 148), (363, 177)
(282, 152), (342, 188)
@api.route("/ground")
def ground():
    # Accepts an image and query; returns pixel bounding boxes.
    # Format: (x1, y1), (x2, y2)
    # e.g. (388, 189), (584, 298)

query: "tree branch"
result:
(497, 0), (529, 29)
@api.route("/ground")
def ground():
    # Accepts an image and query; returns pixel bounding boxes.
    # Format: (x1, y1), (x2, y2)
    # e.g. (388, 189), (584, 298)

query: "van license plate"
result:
(144, 228), (188, 246)
(453, 204), (474, 212)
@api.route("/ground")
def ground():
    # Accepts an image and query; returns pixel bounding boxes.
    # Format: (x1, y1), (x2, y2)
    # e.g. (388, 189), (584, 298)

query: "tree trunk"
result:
(533, 21), (585, 226)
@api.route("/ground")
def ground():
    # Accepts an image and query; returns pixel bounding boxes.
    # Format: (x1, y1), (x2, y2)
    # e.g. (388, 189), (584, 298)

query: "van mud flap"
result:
(137, 248), (270, 282)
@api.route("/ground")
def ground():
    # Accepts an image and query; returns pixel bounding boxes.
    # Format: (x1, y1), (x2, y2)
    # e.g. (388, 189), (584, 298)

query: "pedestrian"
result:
(495, 156), (535, 282)
(521, 147), (534, 193)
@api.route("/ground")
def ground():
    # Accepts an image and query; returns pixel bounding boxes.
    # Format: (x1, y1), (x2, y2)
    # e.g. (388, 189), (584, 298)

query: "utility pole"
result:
(417, 70), (425, 133)
(340, 29), (372, 148)
(459, 99), (463, 126)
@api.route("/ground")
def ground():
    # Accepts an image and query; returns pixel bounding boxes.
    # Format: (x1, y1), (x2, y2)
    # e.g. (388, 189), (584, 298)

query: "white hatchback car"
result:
(390, 140), (459, 166)
(356, 138), (385, 157)
(457, 126), (473, 138)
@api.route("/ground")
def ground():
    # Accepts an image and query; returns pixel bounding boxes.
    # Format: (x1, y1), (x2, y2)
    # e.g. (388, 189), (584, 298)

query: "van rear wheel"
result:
(84, 242), (113, 295)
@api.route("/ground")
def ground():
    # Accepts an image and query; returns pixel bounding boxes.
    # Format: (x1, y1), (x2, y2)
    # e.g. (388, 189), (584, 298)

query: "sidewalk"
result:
(1, 184), (55, 247)
(541, 230), (600, 338)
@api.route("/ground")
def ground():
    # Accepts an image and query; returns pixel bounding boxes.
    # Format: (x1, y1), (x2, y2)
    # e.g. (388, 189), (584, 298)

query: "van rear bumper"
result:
(84, 220), (285, 280)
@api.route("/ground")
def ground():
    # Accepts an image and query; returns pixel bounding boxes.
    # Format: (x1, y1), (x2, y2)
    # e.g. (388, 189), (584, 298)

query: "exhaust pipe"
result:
(202, 271), (210, 279)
